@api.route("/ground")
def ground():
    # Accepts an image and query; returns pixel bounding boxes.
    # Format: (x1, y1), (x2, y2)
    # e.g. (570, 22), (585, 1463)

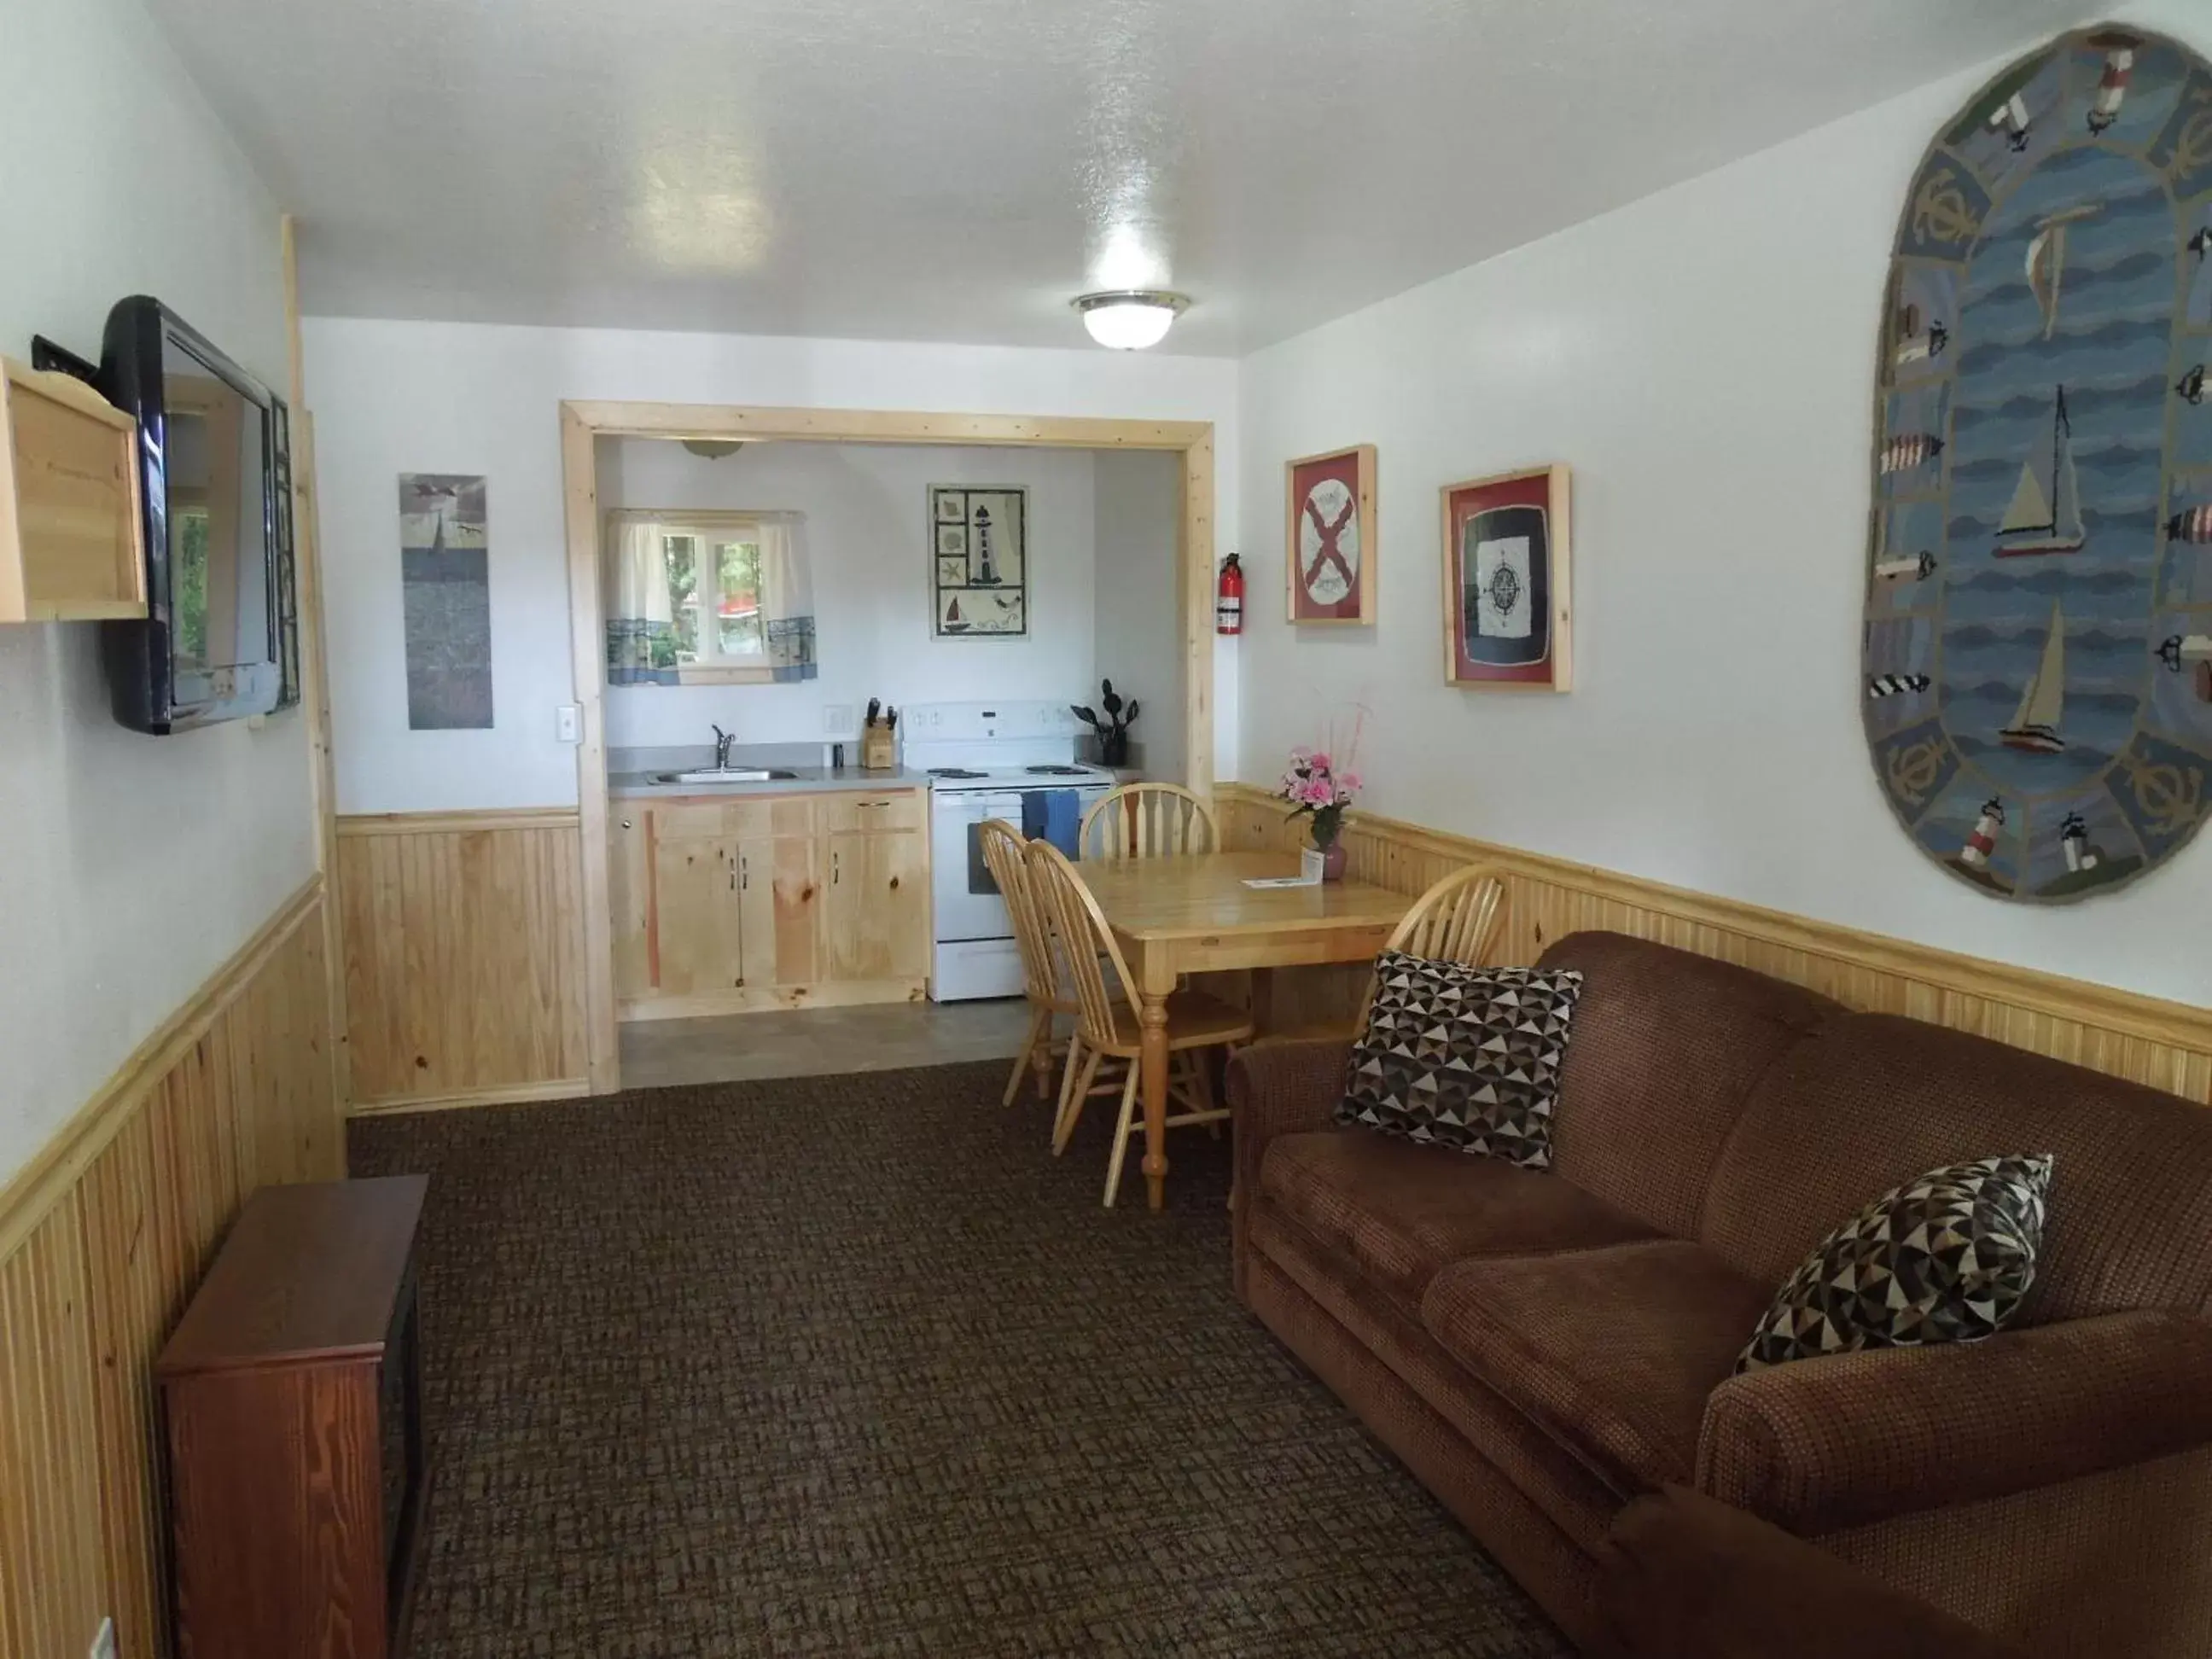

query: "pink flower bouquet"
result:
(1277, 747), (1362, 851)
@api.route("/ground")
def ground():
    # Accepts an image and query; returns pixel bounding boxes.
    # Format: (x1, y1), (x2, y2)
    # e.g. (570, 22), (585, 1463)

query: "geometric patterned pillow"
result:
(1735, 1154), (2055, 1374)
(1335, 953), (1583, 1169)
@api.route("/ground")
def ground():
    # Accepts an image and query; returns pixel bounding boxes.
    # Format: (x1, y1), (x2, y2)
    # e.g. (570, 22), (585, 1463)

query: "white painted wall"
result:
(0, 0), (311, 1185)
(304, 318), (1241, 812)
(1237, 9), (2212, 1009)
(1092, 450), (1187, 782)
(597, 439), (1099, 748)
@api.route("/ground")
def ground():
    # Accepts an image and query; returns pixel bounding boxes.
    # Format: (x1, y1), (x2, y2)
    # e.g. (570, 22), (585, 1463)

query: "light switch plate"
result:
(822, 703), (853, 735)
(556, 703), (582, 743)
(90, 1616), (117, 1659)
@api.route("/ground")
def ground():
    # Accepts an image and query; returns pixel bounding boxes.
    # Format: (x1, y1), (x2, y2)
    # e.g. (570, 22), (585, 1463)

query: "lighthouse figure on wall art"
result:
(971, 504), (1000, 585)
(2059, 812), (2104, 874)
(1960, 798), (2005, 870)
(2085, 31), (2139, 133)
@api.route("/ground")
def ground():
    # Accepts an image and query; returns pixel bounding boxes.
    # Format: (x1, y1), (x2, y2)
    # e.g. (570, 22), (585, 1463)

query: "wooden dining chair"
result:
(1079, 782), (1219, 862)
(1254, 863), (1510, 1047)
(1024, 840), (1254, 1206)
(978, 818), (1074, 1109)
(1351, 863), (1510, 1038)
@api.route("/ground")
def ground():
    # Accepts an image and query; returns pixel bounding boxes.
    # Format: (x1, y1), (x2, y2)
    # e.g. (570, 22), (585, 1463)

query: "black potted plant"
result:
(1071, 678), (1139, 768)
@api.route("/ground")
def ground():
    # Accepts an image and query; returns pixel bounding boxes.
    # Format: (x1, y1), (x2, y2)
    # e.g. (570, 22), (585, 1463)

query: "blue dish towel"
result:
(1023, 789), (1082, 859)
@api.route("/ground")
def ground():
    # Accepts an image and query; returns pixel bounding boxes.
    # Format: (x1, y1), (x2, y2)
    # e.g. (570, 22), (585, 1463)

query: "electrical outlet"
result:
(90, 1615), (117, 1659)
(822, 703), (853, 735)
(555, 703), (581, 743)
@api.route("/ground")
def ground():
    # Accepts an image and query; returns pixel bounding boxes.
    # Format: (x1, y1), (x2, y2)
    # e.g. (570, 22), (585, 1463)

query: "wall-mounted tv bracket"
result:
(30, 335), (99, 385)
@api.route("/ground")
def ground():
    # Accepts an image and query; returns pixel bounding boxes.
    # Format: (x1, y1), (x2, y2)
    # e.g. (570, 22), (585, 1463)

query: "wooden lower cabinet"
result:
(823, 828), (928, 981)
(651, 832), (749, 996)
(615, 788), (928, 1019)
(740, 834), (820, 986)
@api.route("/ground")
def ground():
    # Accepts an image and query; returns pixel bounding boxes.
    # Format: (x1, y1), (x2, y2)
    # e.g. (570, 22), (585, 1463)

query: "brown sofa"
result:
(1228, 931), (2212, 1657)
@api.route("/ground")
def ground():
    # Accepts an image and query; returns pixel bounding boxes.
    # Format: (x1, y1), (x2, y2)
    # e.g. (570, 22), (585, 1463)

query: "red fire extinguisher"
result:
(1215, 553), (1244, 635)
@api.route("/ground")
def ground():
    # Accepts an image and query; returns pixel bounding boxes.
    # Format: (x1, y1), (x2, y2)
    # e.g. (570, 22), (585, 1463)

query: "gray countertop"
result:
(608, 765), (932, 800)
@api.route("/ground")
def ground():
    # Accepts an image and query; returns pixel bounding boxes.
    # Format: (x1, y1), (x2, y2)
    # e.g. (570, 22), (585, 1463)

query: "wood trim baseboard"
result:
(0, 876), (326, 1263)
(347, 1078), (594, 1117)
(337, 807), (582, 836)
(1215, 783), (2212, 1074)
(618, 979), (929, 1023)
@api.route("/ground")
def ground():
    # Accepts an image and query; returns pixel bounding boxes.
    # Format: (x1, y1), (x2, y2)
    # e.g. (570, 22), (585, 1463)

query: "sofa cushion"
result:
(1534, 933), (1842, 1239)
(1738, 1155), (2053, 1373)
(1700, 1014), (2212, 1323)
(1422, 1241), (1774, 1490)
(1337, 955), (1584, 1167)
(1260, 1129), (1660, 1303)
(1249, 1203), (1628, 1552)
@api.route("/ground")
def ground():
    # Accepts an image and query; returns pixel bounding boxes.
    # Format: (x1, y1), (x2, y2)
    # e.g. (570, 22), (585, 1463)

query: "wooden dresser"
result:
(156, 1176), (430, 1659)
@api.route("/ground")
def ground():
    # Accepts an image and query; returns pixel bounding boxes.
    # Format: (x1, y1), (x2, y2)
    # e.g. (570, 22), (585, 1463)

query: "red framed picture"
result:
(1285, 445), (1376, 625)
(1441, 464), (1573, 691)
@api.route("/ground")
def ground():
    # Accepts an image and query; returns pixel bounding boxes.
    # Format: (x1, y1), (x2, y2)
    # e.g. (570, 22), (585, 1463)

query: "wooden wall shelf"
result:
(0, 357), (146, 623)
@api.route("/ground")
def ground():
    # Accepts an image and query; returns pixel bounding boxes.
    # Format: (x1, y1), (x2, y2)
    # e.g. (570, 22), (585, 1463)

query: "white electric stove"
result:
(904, 702), (1116, 1001)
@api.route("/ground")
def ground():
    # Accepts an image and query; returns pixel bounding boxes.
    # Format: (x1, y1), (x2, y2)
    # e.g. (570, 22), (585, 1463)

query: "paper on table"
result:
(1243, 875), (1320, 889)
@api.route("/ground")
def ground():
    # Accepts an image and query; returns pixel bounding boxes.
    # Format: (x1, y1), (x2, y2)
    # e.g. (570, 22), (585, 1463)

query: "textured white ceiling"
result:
(147, 0), (2091, 354)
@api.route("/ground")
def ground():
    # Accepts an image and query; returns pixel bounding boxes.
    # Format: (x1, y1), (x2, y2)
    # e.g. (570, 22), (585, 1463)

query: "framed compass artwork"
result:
(1441, 464), (1573, 692)
(1862, 24), (2212, 905)
(1286, 445), (1376, 625)
(930, 485), (1027, 637)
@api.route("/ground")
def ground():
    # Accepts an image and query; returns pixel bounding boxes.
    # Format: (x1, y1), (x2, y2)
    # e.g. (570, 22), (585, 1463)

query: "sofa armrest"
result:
(1597, 1484), (2029, 1659)
(1697, 1310), (2212, 1534)
(1226, 1038), (1350, 1298)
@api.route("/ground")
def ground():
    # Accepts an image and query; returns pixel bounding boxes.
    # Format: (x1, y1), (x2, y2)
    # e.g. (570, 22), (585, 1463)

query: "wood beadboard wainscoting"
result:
(1216, 783), (2212, 1103)
(337, 810), (592, 1114)
(0, 882), (340, 1659)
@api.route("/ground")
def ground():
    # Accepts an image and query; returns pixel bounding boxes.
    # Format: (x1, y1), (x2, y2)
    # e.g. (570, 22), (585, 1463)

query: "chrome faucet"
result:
(712, 724), (735, 770)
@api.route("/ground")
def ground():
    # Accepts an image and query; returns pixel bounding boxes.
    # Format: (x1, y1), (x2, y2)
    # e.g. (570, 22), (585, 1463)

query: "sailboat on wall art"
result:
(1860, 23), (2212, 905)
(1994, 389), (2086, 555)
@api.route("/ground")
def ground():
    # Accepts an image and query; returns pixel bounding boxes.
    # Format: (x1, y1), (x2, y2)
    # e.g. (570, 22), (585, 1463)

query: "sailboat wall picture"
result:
(929, 485), (1028, 638)
(1863, 24), (2212, 905)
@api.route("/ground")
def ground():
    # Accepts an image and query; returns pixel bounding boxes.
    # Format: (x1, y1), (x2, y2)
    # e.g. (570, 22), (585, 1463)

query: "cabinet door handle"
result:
(739, 854), (748, 892)
(620, 818), (632, 830)
(832, 852), (841, 885)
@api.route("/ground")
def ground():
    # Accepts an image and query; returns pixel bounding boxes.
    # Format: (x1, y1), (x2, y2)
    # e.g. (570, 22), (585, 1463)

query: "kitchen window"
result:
(605, 509), (815, 687)
(664, 520), (766, 674)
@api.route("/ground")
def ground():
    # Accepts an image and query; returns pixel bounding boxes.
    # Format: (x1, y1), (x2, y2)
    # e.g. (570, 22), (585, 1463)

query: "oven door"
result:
(931, 790), (1026, 942)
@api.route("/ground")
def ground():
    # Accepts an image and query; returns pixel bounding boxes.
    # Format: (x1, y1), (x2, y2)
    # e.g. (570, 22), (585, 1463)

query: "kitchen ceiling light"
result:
(1073, 290), (1190, 350)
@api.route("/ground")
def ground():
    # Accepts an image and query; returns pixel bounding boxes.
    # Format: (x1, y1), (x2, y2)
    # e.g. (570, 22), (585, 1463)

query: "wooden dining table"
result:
(1080, 851), (1411, 1211)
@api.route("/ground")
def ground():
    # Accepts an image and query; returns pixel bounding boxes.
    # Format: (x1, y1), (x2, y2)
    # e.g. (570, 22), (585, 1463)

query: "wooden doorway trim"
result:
(559, 400), (1219, 1094)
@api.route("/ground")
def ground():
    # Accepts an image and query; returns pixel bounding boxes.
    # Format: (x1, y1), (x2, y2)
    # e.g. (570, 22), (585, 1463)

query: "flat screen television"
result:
(96, 297), (298, 733)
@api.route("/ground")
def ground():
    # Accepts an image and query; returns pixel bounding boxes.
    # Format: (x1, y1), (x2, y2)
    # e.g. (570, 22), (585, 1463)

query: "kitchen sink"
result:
(648, 768), (800, 784)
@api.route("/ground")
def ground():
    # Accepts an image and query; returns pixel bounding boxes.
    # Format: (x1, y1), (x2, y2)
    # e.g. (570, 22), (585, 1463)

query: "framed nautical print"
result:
(1862, 24), (2212, 905)
(1286, 445), (1376, 625)
(929, 485), (1027, 637)
(1441, 464), (1573, 692)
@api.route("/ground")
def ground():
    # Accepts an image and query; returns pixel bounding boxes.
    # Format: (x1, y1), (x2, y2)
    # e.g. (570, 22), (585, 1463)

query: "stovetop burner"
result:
(1025, 765), (1089, 776)
(927, 767), (990, 779)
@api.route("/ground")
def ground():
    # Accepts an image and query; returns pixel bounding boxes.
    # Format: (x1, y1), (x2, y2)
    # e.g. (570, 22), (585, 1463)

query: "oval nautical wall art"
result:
(1865, 25), (2212, 904)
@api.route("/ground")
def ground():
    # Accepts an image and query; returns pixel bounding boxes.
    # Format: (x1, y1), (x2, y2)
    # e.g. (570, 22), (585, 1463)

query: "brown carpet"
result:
(349, 1060), (1570, 1658)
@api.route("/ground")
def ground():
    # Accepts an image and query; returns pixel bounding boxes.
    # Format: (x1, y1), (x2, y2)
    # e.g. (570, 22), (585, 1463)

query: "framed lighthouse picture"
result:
(1441, 464), (1573, 692)
(929, 485), (1028, 637)
(1286, 445), (1377, 625)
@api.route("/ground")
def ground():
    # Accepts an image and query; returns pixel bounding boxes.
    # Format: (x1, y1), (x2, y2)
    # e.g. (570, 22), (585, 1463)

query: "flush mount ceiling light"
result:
(1073, 290), (1190, 350)
(680, 439), (746, 459)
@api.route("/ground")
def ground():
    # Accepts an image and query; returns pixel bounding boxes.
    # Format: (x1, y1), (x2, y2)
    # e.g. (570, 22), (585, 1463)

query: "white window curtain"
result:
(756, 515), (818, 682)
(605, 516), (678, 684)
(602, 511), (818, 684)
